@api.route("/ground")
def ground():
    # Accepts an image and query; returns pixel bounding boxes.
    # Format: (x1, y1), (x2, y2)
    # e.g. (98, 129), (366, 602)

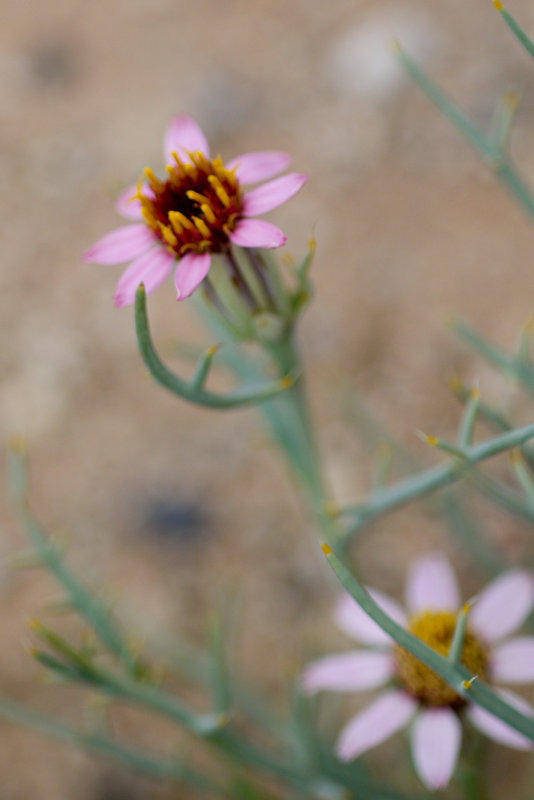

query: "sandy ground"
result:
(3, 0), (534, 797)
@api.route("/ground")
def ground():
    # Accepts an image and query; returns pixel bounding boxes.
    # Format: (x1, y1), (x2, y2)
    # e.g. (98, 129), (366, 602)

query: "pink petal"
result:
(164, 115), (209, 164)
(174, 252), (211, 300)
(334, 589), (406, 646)
(405, 553), (460, 614)
(336, 690), (417, 762)
(229, 219), (286, 249)
(470, 570), (534, 642)
(242, 173), (307, 216)
(411, 708), (461, 790)
(491, 637), (534, 684)
(467, 689), (534, 750)
(113, 247), (174, 308)
(226, 151), (291, 184)
(301, 651), (394, 694)
(83, 225), (156, 265)
(115, 183), (155, 220)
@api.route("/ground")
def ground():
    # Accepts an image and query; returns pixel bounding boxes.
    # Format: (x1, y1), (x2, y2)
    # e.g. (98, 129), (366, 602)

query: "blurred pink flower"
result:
(83, 115), (306, 307)
(302, 553), (534, 790)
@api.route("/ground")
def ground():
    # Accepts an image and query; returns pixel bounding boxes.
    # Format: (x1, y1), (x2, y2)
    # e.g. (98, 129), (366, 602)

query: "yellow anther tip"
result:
(278, 375), (294, 390)
(321, 543), (332, 556)
(509, 448), (523, 466)
(447, 375), (463, 393)
(27, 618), (41, 632)
(493, 0), (503, 10)
(206, 344), (220, 357)
(462, 675), (478, 690)
(461, 602), (471, 615)
(504, 91), (519, 111)
(420, 433), (438, 446)
(9, 433), (27, 453)
(323, 501), (340, 518)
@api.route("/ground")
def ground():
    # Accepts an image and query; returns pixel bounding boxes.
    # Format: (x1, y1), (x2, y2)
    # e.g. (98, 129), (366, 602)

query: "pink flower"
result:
(83, 115), (307, 307)
(302, 553), (534, 790)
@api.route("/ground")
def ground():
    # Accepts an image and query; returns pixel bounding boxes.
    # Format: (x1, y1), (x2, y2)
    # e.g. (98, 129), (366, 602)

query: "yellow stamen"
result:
(170, 152), (186, 179)
(493, 0), (503, 10)
(191, 151), (210, 171)
(186, 190), (211, 205)
(192, 216), (211, 238)
(165, 164), (182, 187)
(141, 207), (157, 227)
(201, 203), (216, 224)
(158, 223), (177, 247)
(183, 163), (197, 179)
(321, 543), (332, 555)
(169, 210), (194, 231)
(133, 178), (144, 200)
(143, 167), (164, 193)
(208, 174), (231, 207)
(168, 211), (183, 235)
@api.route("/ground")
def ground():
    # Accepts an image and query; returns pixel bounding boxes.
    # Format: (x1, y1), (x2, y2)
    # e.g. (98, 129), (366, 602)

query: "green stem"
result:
(396, 45), (534, 222)
(0, 695), (218, 792)
(340, 420), (534, 541)
(495, 2), (534, 61)
(262, 332), (328, 510)
(134, 284), (291, 409)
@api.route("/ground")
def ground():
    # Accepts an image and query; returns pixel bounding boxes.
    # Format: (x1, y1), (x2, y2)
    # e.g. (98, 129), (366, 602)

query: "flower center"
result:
(393, 611), (488, 707)
(137, 151), (243, 258)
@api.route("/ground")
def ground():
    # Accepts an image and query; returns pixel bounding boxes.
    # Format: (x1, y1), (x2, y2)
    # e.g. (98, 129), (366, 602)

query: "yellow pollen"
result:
(394, 611), (488, 707)
(143, 167), (164, 193)
(169, 210), (194, 231)
(192, 216), (211, 238)
(201, 203), (216, 224)
(208, 174), (231, 208)
(186, 190), (211, 205)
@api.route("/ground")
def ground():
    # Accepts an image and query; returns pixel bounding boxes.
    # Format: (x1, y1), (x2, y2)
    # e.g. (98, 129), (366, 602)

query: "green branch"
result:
(134, 284), (294, 409)
(338, 419), (534, 541)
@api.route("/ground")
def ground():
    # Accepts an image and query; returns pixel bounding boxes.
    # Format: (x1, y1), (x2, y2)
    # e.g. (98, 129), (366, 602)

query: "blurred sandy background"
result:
(2, 0), (534, 796)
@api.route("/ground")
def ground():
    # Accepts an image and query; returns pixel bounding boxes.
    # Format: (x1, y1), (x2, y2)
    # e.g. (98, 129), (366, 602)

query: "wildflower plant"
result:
(5, 4), (534, 799)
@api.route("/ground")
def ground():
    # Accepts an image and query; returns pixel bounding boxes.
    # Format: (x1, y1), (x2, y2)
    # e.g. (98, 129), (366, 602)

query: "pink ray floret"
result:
(83, 115), (307, 307)
(302, 552), (534, 790)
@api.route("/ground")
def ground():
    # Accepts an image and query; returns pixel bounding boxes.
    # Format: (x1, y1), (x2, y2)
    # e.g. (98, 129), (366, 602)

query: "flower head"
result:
(83, 115), (306, 307)
(302, 553), (534, 790)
